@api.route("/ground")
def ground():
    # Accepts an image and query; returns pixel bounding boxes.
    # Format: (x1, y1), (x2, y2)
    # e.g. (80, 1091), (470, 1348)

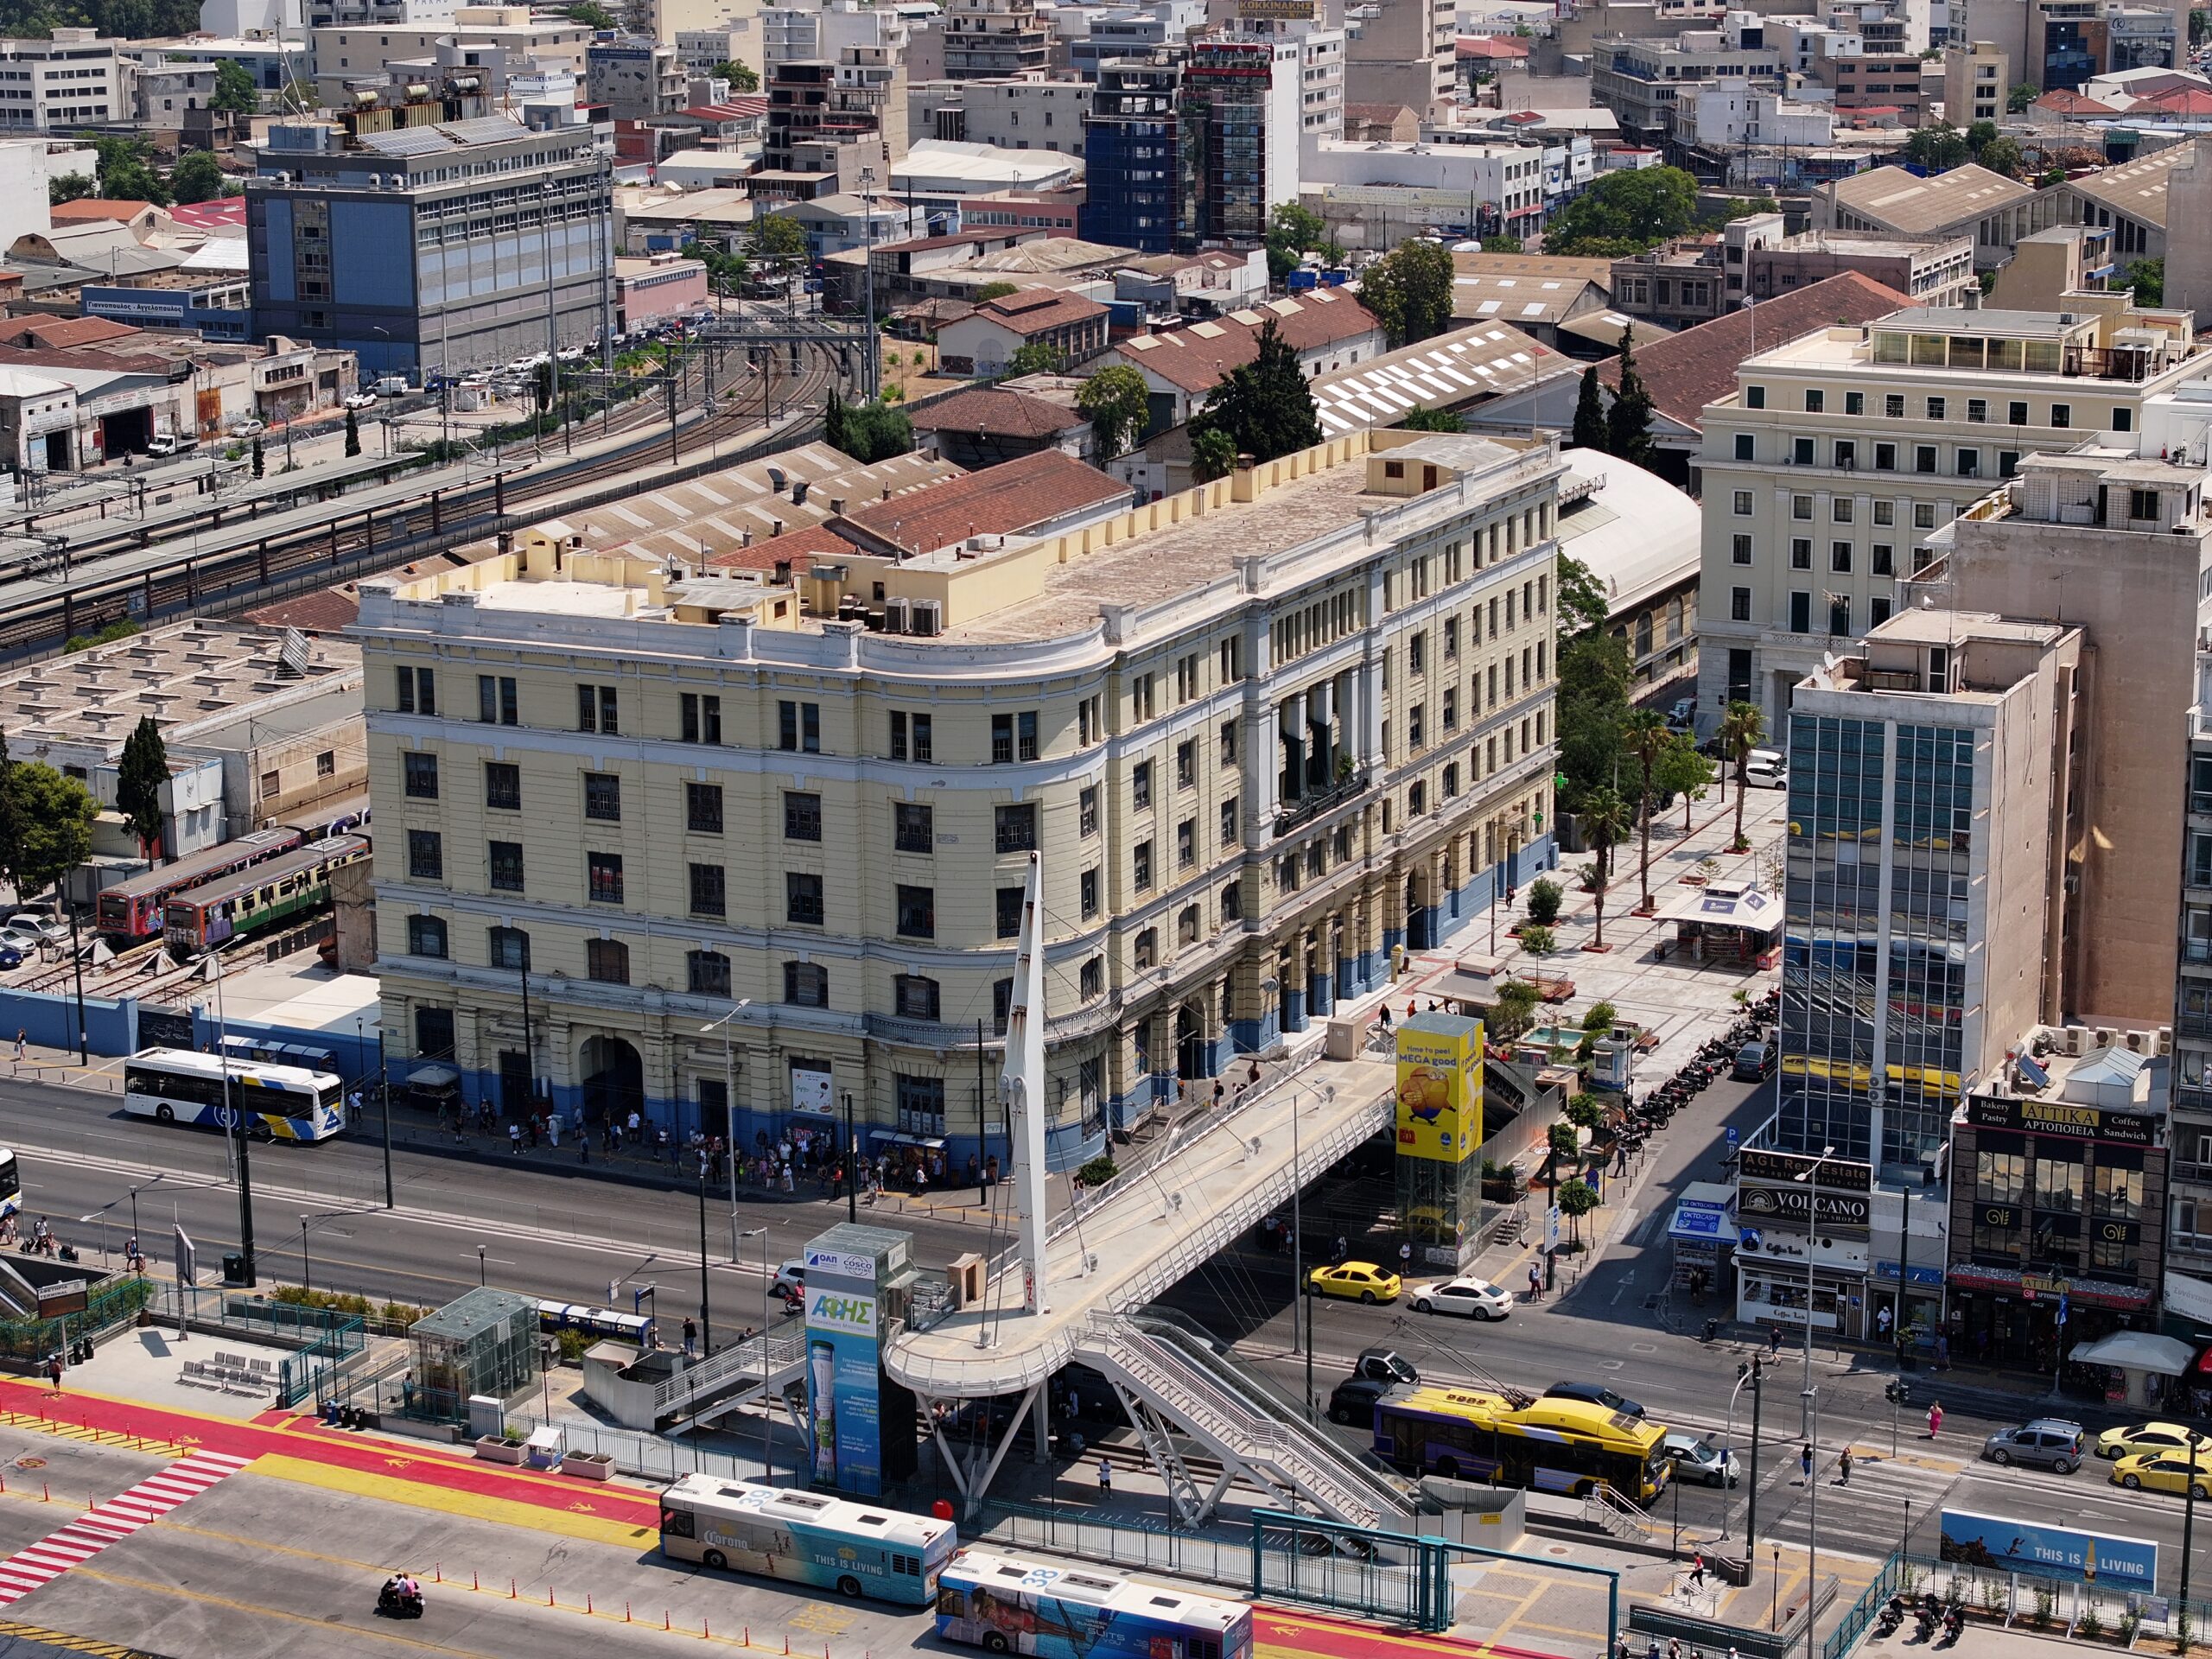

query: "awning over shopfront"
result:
(1655, 880), (1783, 932)
(2069, 1331), (2195, 1376)
(406, 1062), (460, 1089)
(867, 1130), (946, 1148)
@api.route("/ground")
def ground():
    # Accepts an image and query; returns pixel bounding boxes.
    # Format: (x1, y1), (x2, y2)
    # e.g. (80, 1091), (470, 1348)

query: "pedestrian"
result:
(44, 1351), (60, 1392)
(1800, 1442), (1812, 1482)
(1768, 1325), (1783, 1357)
(546, 1110), (562, 1148)
(1247, 1061), (1262, 1090)
(346, 1087), (363, 1128)
(1097, 1458), (1111, 1494)
(1334, 1234), (1349, 1264)
(1838, 1446), (1853, 1486)
(1400, 1241), (1413, 1273)
(626, 1109), (641, 1146)
(1928, 1402), (1943, 1440)
(1876, 1304), (1893, 1340)
(1528, 1261), (1543, 1303)
(1689, 1552), (1705, 1592)
(1936, 1331), (1951, 1371)
(682, 1316), (697, 1360)
(1212, 1079), (1226, 1109)
(11, 1029), (22, 1064)
(1378, 1005), (1392, 1034)
(508, 1121), (522, 1154)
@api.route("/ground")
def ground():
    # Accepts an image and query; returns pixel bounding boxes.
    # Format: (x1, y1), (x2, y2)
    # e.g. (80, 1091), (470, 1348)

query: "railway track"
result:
(0, 341), (839, 660)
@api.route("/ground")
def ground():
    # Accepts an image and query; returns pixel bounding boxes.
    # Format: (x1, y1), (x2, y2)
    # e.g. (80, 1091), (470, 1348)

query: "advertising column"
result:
(1393, 1011), (1485, 1269)
(802, 1230), (885, 1497)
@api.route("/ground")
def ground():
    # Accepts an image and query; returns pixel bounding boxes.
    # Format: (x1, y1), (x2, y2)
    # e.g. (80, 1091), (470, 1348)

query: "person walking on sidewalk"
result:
(12, 1029), (23, 1064)
(1688, 1552), (1706, 1592)
(1800, 1442), (1813, 1483)
(1927, 1402), (1944, 1440)
(1528, 1261), (1543, 1303)
(44, 1352), (61, 1392)
(1838, 1446), (1853, 1486)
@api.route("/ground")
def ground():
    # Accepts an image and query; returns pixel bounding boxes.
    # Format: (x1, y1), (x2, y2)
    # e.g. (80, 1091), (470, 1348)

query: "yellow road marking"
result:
(0, 1615), (160, 1656)
(246, 1453), (656, 1549)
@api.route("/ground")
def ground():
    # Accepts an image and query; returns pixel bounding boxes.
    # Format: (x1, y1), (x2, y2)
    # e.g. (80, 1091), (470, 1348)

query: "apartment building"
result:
(908, 76), (1093, 152)
(942, 0), (1050, 78)
(2177, 654), (2212, 1281)
(0, 31), (120, 131)
(1080, 54), (1179, 252)
(1608, 212), (1784, 327)
(358, 429), (1564, 1166)
(1343, 0), (1455, 119)
(1694, 299), (2206, 729)
(586, 39), (689, 118)
(1745, 230), (1977, 308)
(1943, 39), (2008, 122)
(1175, 36), (1306, 251)
(1588, 16), (1785, 143)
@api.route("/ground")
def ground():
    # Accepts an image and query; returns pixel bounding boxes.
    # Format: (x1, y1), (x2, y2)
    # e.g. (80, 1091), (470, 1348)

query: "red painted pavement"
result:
(0, 1382), (1573, 1659)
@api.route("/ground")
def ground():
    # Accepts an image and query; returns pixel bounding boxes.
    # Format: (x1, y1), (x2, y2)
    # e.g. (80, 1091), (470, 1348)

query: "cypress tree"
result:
(1571, 365), (1608, 452)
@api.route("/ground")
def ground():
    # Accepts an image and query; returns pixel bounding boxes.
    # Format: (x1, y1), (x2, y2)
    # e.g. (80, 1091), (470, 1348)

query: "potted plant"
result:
(474, 1433), (526, 1465)
(562, 1447), (616, 1481)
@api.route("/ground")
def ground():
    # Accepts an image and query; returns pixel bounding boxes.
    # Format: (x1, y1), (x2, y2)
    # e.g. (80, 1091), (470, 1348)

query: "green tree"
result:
(1571, 365), (1608, 452)
(1978, 135), (2024, 178)
(1624, 707), (1668, 912)
(1480, 234), (1522, 253)
(168, 149), (226, 205)
(1656, 733), (1714, 832)
(83, 133), (171, 206)
(565, 0), (614, 23)
(209, 59), (259, 114)
(1358, 237), (1456, 347)
(1578, 786), (1630, 950)
(2128, 257), (2165, 305)
(2008, 81), (2039, 111)
(823, 385), (847, 454)
(824, 394), (911, 463)
(116, 715), (167, 863)
(1556, 550), (1609, 639)
(747, 212), (808, 264)
(1566, 1093), (1608, 1133)
(1720, 699), (1767, 852)
(1605, 328), (1656, 467)
(714, 59), (760, 92)
(251, 435), (264, 479)
(48, 172), (92, 205)
(1190, 316), (1320, 465)
(1004, 341), (1062, 378)
(344, 405), (361, 457)
(1524, 875), (1563, 927)
(1966, 118), (1999, 154)
(1264, 200), (1327, 283)
(1401, 407), (1464, 432)
(974, 281), (1020, 302)
(1556, 630), (1630, 809)
(1076, 363), (1150, 461)
(1519, 922), (1556, 979)
(1556, 1177), (1598, 1245)
(1543, 165), (1699, 255)
(1547, 1121), (1581, 1171)
(3, 760), (94, 908)
(1903, 123), (1971, 173)
(1191, 424), (1237, 483)
(1489, 978), (1541, 1042)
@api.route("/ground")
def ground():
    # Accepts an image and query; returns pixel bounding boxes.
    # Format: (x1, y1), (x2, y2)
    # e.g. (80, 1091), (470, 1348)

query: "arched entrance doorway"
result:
(580, 1034), (645, 1126)
(1175, 1003), (1209, 1080)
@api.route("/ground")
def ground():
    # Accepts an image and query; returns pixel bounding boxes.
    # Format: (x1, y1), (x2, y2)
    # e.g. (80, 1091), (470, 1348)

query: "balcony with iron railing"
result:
(1274, 768), (1370, 837)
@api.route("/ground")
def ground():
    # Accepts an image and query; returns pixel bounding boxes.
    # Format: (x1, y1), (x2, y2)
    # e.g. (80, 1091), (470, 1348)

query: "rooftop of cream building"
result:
(1730, 299), (2206, 381)
(357, 429), (1560, 664)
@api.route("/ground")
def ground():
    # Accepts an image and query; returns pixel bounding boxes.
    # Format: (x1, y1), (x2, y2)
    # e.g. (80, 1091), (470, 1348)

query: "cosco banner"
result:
(1940, 1509), (2158, 1589)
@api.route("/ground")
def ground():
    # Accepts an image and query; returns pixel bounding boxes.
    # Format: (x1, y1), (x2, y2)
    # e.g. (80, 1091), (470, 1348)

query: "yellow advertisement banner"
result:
(1395, 1014), (1484, 1162)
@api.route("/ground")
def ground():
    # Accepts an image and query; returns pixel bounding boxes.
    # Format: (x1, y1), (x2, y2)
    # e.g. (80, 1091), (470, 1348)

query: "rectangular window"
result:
(587, 851), (624, 904)
(1831, 541), (1852, 573)
(990, 711), (1040, 764)
(488, 840), (524, 892)
(1873, 499), (1894, 525)
(1828, 594), (1851, 636)
(2000, 450), (2019, 477)
(689, 950), (729, 996)
(1080, 866), (1099, 918)
(395, 664), (435, 715)
(1915, 444), (1937, 474)
(1845, 391), (1863, 415)
(1078, 785), (1097, 836)
(1956, 448), (1979, 478)
(1221, 718), (1238, 765)
(895, 884), (935, 938)
(680, 692), (722, 745)
(1803, 388), (1824, 412)
(888, 709), (932, 761)
(1872, 543), (1894, 575)
(403, 752), (438, 798)
(1789, 591), (1812, 633)
(882, 802), (926, 855)
(688, 863), (726, 917)
(1874, 442), (1896, 471)
(784, 962), (829, 1007)
(1834, 439), (1856, 469)
(1222, 797), (1239, 847)
(779, 790), (817, 841)
(1791, 437), (1815, 466)
(995, 802), (1039, 853)
(1176, 740), (1196, 788)
(2050, 404), (2071, 429)
(1790, 538), (1812, 569)
(1134, 839), (1154, 889)
(786, 871), (824, 925)
(1745, 385), (1765, 409)
(489, 925), (529, 970)
(1133, 760), (1152, 810)
(582, 772), (620, 822)
(485, 762), (520, 811)
(1914, 502), (1937, 529)
(1926, 397), (1945, 421)
(1731, 586), (1752, 622)
(996, 887), (1024, 938)
(2009, 400), (2029, 425)
(1868, 595), (1892, 628)
(407, 830), (442, 880)
(1732, 489), (1754, 516)
(1791, 493), (1813, 521)
(576, 683), (617, 734)
(779, 701), (819, 753)
(1885, 394), (1904, 418)
(406, 915), (447, 957)
(1732, 534), (1752, 564)
(894, 977), (941, 1023)
(1967, 398), (1987, 423)
(2130, 487), (2161, 521)
(477, 674), (516, 725)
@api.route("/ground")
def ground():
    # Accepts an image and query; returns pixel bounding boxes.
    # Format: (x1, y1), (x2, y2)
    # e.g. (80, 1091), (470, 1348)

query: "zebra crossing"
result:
(1746, 1445), (1964, 1563)
(0, 1448), (251, 1605)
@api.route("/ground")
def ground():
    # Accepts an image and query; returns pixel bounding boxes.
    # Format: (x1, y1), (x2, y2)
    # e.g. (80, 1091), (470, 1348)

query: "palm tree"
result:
(1624, 708), (1668, 913)
(1720, 700), (1767, 853)
(1579, 788), (1631, 951)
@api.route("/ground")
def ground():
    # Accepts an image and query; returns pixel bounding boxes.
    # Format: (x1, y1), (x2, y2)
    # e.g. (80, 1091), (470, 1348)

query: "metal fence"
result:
(1250, 1510), (1446, 1631)
(972, 1501), (1254, 1588)
(512, 1415), (764, 1485)
(0, 1274), (153, 1365)
(1824, 1552), (1902, 1659)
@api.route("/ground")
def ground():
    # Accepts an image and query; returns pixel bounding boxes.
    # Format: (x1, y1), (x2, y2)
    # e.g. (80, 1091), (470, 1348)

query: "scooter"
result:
(1874, 1597), (1907, 1638)
(1937, 1608), (1964, 1648)
(377, 1581), (425, 1619)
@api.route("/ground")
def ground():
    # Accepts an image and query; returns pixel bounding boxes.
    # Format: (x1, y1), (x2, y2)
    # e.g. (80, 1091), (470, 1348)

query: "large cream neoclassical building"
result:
(354, 427), (1563, 1168)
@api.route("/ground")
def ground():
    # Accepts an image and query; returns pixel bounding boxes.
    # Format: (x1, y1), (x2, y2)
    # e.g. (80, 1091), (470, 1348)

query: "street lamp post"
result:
(741, 1225), (771, 1478)
(1722, 1359), (1755, 1540)
(476, 1243), (486, 1287)
(701, 1000), (751, 1249)
(298, 1214), (310, 1294)
(696, 1166), (713, 1358)
(1793, 1145), (1835, 1433)
(843, 1091), (858, 1224)
(1804, 1388), (1821, 1659)
(2184, 1430), (2203, 1649)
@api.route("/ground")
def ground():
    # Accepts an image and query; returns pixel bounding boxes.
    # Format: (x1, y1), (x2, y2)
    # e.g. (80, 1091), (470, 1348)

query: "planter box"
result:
(474, 1437), (525, 1464)
(562, 1450), (615, 1481)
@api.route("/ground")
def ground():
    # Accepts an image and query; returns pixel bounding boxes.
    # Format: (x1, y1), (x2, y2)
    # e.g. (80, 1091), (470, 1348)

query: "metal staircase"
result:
(1581, 1483), (1658, 1544)
(651, 1326), (810, 1424)
(1076, 1313), (1414, 1531)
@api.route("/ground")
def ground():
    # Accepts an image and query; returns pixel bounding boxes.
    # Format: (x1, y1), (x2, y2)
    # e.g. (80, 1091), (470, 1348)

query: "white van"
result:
(1743, 747), (1789, 789)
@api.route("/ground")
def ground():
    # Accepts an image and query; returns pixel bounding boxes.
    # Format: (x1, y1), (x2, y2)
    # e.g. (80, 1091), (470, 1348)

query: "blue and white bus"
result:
(657, 1477), (956, 1605)
(122, 1048), (346, 1143)
(936, 1548), (1254, 1659)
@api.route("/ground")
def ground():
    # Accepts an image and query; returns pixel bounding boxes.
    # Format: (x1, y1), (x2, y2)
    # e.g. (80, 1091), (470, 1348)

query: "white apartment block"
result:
(359, 431), (1565, 1169)
(0, 32), (119, 131)
(1694, 299), (2208, 731)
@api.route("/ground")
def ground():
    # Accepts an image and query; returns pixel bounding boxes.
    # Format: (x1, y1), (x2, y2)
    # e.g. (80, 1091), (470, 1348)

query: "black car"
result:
(1328, 1376), (1390, 1427)
(1542, 1381), (1646, 1418)
(1351, 1347), (1420, 1387)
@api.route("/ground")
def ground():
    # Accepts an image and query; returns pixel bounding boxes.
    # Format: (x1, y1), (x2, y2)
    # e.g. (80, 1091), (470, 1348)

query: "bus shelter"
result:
(408, 1287), (539, 1423)
(1652, 880), (1782, 969)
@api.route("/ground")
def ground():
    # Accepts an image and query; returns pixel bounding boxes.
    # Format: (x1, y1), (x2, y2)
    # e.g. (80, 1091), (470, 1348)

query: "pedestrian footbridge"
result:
(884, 1058), (1414, 1529)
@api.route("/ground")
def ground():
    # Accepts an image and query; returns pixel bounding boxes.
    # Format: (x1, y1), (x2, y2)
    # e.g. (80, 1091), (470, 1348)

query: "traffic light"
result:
(1885, 1378), (1911, 1406)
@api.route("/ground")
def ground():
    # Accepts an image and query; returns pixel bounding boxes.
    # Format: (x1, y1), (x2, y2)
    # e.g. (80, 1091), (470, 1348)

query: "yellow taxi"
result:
(1307, 1261), (1402, 1304)
(2110, 1448), (2212, 1498)
(2096, 1421), (2203, 1460)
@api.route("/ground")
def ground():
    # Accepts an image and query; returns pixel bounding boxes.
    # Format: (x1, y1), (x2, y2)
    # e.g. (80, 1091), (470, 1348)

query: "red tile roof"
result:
(704, 523), (861, 573)
(835, 449), (1127, 557)
(168, 196), (247, 230)
(911, 386), (1084, 440)
(2035, 89), (2116, 113)
(1597, 271), (1908, 433)
(0, 316), (139, 349)
(1114, 289), (1386, 394)
(48, 199), (154, 224)
(2132, 86), (2212, 114)
(1456, 35), (1530, 58)
(968, 288), (1109, 338)
(245, 584), (365, 631)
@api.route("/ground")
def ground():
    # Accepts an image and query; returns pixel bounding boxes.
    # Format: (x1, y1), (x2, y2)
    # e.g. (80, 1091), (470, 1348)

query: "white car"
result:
(1743, 747), (1789, 789)
(229, 417), (265, 436)
(1412, 1275), (1514, 1319)
(343, 391), (378, 410)
(771, 1259), (805, 1300)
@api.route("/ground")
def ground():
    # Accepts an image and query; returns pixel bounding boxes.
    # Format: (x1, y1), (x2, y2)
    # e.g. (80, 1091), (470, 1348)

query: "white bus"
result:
(936, 1548), (1254, 1659)
(122, 1047), (345, 1143)
(0, 1148), (22, 1219)
(658, 1477), (956, 1605)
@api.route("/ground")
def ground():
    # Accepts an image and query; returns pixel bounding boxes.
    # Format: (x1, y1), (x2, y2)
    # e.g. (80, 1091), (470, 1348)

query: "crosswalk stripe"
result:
(0, 1449), (250, 1604)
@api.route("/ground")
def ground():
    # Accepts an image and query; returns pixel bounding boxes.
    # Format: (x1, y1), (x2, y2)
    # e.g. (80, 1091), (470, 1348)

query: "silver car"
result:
(1662, 1430), (1741, 1487)
(1982, 1419), (2085, 1473)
